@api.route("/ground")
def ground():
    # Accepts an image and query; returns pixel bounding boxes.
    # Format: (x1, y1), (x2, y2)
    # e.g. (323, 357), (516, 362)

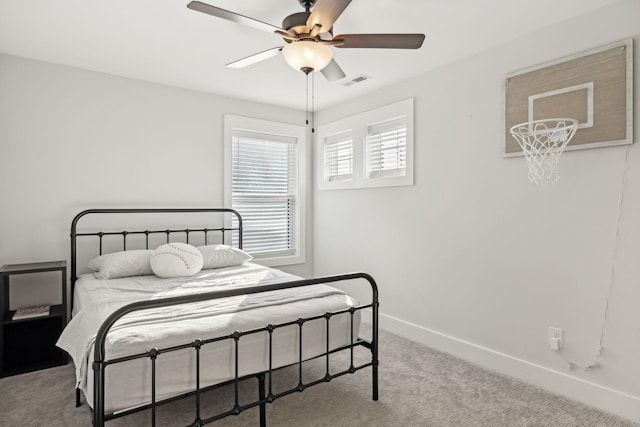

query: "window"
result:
(366, 117), (407, 179)
(225, 115), (306, 266)
(324, 130), (353, 182)
(316, 98), (413, 190)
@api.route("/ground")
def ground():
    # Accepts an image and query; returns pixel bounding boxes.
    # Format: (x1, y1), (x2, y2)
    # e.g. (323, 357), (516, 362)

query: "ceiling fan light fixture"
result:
(282, 40), (333, 73)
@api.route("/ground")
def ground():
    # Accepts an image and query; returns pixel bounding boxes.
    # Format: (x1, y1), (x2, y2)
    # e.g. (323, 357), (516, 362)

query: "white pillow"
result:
(198, 244), (253, 270)
(150, 243), (203, 278)
(88, 250), (154, 280)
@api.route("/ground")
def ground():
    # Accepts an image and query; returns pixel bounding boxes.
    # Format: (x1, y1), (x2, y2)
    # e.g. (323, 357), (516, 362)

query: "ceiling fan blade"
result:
(306, 0), (352, 34)
(334, 34), (425, 49)
(226, 47), (283, 69)
(321, 59), (346, 81)
(187, 1), (285, 35)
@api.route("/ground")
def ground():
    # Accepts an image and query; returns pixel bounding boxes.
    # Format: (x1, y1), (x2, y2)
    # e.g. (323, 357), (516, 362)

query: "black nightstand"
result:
(0, 261), (68, 377)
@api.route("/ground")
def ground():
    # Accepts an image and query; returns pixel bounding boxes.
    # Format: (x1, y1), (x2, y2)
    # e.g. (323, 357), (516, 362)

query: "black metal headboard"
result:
(70, 208), (243, 310)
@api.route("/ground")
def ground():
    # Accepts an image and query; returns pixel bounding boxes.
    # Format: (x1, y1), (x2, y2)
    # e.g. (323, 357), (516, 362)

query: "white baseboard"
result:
(362, 310), (640, 424)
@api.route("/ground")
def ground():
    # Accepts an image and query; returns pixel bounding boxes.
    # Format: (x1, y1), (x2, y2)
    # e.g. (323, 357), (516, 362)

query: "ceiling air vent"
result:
(342, 75), (371, 87)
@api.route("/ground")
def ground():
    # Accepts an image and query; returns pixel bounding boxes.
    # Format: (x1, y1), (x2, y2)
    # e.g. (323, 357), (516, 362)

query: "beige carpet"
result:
(0, 328), (636, 427)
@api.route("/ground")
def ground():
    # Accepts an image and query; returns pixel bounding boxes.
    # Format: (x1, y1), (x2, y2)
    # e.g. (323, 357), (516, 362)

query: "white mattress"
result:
(58, 263), (360, 413)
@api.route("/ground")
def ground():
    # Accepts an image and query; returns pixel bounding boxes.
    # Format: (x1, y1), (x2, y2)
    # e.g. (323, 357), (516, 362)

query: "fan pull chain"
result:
(303, 70), (315, 133)
(311, 71), (315, 133)
(305, 71), (309, 128)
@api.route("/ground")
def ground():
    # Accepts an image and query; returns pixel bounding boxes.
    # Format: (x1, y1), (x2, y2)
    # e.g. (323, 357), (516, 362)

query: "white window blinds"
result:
(366, 117), (407, 179)
(324, 131), (353, 182)
(231, 130), (297, 257)
(316, 98), (413, 190)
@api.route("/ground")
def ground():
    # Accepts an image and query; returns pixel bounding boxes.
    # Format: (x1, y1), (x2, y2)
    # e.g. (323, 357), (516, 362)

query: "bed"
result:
(58, 208), (379, 426)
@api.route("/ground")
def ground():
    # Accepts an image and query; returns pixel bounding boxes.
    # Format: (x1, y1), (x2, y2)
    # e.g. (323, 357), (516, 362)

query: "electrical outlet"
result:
(548, 327), (563, 350)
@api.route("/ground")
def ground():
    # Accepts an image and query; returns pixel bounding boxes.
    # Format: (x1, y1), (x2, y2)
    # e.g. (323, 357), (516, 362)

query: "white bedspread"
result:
(57, 263), (359, 412)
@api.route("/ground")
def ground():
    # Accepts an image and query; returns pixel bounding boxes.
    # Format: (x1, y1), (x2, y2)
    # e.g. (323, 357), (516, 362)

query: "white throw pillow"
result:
(198, 244), (253, 270)
(150, 243), (203, 278)
(88, 250), (154, 280)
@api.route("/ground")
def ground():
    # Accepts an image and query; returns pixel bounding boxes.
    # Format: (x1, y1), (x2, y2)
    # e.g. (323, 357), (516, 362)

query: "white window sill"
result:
(250, 253), (306, 268)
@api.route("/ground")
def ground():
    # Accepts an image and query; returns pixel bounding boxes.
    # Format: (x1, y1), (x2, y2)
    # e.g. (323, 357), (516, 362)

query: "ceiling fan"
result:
(187, 0), (425, 81)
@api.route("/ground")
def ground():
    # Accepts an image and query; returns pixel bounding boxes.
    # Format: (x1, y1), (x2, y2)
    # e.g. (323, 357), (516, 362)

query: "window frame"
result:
(224, 115), (306, 267)
(316, 98), (414, 190)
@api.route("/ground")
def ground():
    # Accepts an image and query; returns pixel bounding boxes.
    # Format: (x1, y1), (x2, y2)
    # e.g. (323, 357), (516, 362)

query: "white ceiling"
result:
(0, 0), (622, 111)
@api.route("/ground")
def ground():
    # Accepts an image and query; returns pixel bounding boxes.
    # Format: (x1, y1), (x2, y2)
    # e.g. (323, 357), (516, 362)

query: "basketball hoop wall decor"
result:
(510, 118), (578, 186)
(504, 39), (633, 160)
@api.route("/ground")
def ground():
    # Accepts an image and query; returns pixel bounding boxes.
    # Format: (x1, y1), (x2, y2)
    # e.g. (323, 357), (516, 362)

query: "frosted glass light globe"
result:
(282, 41), (333, 72)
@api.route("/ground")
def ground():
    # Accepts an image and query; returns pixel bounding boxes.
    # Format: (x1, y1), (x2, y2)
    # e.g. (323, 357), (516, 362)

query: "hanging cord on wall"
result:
(595, 145), (631, 356)
(558, 351), (600, 371)
(557, 144), (631, 372)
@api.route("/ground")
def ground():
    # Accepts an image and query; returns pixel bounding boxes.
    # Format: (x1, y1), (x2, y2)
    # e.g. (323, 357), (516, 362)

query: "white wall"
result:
(314, 0), (639, 422)
(0, 54), (313, 307)
(1, 0), (638, 421)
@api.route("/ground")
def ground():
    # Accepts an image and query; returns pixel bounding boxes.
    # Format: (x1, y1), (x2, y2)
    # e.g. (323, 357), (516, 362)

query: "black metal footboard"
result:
(92, 273), (379, 426)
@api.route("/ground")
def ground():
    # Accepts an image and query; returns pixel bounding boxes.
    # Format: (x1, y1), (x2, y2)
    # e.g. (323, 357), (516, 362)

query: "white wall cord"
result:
(597, 145), (631, 353)
(559, 145), (631, 371)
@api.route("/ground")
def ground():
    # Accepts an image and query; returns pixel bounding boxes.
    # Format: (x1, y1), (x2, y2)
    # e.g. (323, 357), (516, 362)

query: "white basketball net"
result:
(509, 118), (578, 186)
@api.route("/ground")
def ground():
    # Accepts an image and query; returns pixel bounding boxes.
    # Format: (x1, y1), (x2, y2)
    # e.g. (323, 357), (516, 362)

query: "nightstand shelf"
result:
(0, 261), (68, 377)
(3, 304), (64, 324)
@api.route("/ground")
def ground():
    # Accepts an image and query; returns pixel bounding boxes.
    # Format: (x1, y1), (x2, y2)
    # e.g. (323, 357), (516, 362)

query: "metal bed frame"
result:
(69, 208), (379, 426)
